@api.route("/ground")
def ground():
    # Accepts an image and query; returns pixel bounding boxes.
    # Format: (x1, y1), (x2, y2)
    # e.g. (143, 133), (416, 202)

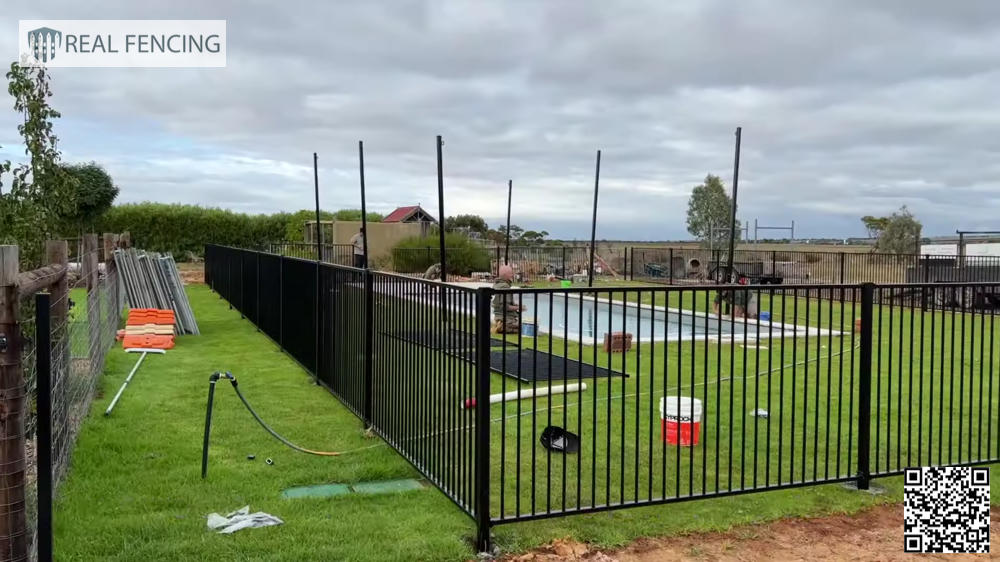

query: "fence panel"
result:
(486, 284), (861, 523)
(320, 264), (366, 416)
(370, 273), (483, 515)
(280, 257), (318, 373)
(871, 283), (1000, 476)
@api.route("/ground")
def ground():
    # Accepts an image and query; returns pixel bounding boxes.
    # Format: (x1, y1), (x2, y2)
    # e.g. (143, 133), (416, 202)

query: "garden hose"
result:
(201, 371), (339, 479)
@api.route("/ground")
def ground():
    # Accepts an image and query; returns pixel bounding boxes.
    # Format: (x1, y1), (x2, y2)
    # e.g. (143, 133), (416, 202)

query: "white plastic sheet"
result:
(206, 505), (283, 534)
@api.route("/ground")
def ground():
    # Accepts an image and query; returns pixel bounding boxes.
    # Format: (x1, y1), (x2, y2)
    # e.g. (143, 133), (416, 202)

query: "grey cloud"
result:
(2, 0), (999, 239)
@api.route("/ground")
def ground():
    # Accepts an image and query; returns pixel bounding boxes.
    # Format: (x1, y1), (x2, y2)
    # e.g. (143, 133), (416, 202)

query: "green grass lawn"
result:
(54, 283), (999, 560)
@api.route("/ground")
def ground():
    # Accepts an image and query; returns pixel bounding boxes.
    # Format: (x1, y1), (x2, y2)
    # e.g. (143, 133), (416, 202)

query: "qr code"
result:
(904, 467), (990, 553)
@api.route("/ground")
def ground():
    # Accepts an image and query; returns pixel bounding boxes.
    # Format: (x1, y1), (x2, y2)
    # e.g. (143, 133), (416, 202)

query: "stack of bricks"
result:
(120, 309), (176, 350)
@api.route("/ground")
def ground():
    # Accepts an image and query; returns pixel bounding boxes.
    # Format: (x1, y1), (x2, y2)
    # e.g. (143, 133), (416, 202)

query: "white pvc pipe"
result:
(462, 383), (587, 409)
(105, 349), (166, 415)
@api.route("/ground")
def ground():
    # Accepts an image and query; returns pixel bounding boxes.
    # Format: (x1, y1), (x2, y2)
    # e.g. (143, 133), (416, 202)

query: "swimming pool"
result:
(509, 293), (836, 344)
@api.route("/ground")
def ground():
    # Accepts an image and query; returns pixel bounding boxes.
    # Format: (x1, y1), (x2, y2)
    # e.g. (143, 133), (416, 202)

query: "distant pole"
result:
(726, 127), (741, 281)
(588, 150), (602, 288)
(436, 135), (447, 282)
(358, 141), (369, 268)
(312, 152), (322, 385)
(504, 179), (513, 264)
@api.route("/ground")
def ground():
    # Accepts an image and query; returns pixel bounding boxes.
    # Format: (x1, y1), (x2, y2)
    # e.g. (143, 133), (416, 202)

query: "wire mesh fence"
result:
(9, 240), (122, 562)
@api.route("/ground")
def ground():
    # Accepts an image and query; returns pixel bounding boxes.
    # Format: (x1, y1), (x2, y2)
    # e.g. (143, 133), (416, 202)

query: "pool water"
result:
(510, 293), (810, 344)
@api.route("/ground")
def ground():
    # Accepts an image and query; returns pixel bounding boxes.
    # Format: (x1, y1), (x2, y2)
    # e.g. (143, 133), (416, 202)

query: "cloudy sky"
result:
(3, 1), (1000, 240)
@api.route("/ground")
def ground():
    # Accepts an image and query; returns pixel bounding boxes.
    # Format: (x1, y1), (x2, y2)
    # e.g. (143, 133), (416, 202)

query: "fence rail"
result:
(206, 243), (1000, 552)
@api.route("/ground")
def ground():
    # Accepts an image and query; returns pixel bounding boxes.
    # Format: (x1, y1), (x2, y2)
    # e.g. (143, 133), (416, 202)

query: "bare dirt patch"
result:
(177, 262), (204, 284)
(505, 504), (999, 561)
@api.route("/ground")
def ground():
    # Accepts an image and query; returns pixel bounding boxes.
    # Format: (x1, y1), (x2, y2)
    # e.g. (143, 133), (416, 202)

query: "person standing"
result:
(350, 227), (366, 268)
(492, 265), (524, 333)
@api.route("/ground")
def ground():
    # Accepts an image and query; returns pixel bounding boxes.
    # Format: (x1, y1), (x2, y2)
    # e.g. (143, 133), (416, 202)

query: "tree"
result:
(860, 215), (890, 240)
(333, 209), (383, 223)
(445, 214), (489, 237)
(0, 63), (75, 266)
(60, 162), (118, 233)
(872, 206), (921, 254)
(686, 174), (739, 249)
(519, 230), (550, 245)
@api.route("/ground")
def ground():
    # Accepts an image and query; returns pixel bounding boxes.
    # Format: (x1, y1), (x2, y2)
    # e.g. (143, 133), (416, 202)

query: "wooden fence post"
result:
(45, 241), (69, 458)
(83, 235), (100, 368)
(0, 246), (27, 561)
(102, 233), (114, 264)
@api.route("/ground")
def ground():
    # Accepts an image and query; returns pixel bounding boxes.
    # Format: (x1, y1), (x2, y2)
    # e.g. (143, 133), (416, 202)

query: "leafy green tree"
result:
(686, 174), (738, 249)
(873, 206), (921, 254)
(445, 214), (489, 237)
(60, 162), (119, 233)
(332, 209), (383, 222)
(861, 215), (890, 240)
(0, 63), (75, 266)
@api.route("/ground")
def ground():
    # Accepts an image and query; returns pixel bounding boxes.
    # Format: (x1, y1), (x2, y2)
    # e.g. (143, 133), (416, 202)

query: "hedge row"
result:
(96, 204), (386, 258)
(96, 203), (289, 258)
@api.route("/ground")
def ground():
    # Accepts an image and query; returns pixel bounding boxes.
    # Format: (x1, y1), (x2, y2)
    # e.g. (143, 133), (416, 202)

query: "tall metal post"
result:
(363, 269), (374, 426)
(358, 141), (370, 268)
(436, 135), (447, 282)
(474, 287), (493, 552)
(313, 152), (322, 384)
(726, 127), (742, 281)
(35, 293), (52, 562)
(588, 150), (602, 287)
(856, 283), (874, 490)
(504, 179), (513, 265)
(668, 248), (674, 284)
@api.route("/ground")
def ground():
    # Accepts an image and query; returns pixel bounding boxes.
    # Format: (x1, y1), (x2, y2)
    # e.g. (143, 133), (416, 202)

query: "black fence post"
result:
(856, 282), (874, 490)
(255, 250), (261, 332)
(474, 287), (492, 553)
(668, 248), (674, 285)
(227, 252), (232, 309)
(839, 252), (846, 284)
(363, 269), (374, 426)
(561, 247), (567, 278)
(35, 293), (52, 562)
(771, 250), (777, 279)
(278, 255), (284, 349)
(239, 252), (245, 319)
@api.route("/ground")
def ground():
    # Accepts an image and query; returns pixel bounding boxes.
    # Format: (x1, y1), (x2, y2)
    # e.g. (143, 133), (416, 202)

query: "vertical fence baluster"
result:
(856, 283), (874, 490)
(474, 287), (492, 552)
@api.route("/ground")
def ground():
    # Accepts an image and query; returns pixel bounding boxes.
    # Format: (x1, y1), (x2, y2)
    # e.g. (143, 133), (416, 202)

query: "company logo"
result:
(27, 27), (62, 63)
(18, 20), (226, 68)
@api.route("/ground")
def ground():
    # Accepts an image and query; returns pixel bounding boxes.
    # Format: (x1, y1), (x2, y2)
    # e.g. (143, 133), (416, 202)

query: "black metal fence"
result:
(630, 247), (1000, 286)
(206, 244), (1000, 552)
(205, 245), (489, 539)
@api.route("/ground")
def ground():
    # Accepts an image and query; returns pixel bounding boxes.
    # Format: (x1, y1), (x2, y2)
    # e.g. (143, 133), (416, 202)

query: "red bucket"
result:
(660, 396), (703, 446)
